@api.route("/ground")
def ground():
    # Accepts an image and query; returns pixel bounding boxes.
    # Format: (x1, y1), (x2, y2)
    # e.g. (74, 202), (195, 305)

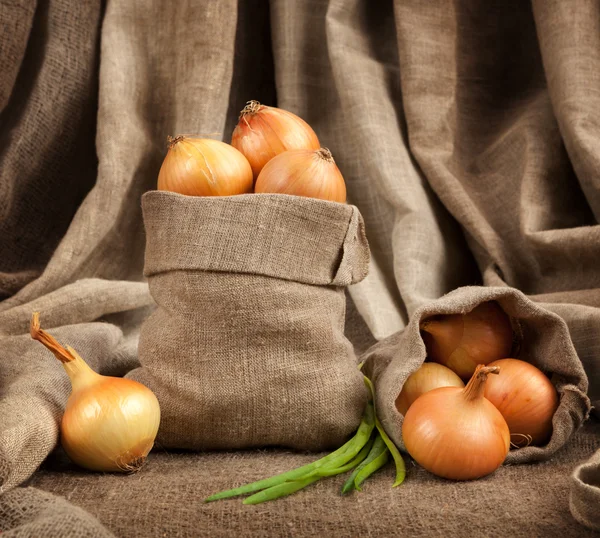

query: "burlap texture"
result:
(0, 0), (599, 535)
(365, 287), (591, 465)
(570, 447), (600, 531)
(0, 0), (101, 300)
(0, 487), (114, 538)
(19, 420), (600, 538)
(129, 191), (369, 450)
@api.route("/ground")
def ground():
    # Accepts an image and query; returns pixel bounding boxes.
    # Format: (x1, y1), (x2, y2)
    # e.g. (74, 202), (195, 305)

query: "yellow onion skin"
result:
(61, 375), (161, 472)
(30, 312), (161, 474)
(484, 358), (558, 447)
(395, 363), (464, 416)
(254, 148), (347, 203)
(157, 137), (253, 196)
(421, 301), (513, 380)
(231, 101), (320, 179)
(403, 366), (510, 481)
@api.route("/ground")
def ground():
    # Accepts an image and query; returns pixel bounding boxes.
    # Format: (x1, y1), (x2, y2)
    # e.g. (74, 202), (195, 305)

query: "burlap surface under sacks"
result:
(129, 191), (369, 451)
(365, 286), (591, 465)
(15, 419), (598, 538)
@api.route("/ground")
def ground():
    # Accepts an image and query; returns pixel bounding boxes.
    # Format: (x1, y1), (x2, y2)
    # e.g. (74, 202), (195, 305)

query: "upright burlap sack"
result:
(128, 191), (370, 451)
(364, 286), (591, 465)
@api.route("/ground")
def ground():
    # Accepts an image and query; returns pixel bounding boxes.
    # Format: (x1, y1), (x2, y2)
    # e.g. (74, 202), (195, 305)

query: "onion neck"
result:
(30, 312), (101, 391)
(316, 148), (334, 163)
(421, 316), (464, 340)
(62, 347), (101, 390)
(239, 100), (262, 118)
(167, 135), (184, 149)
(462, 365), (500, 402)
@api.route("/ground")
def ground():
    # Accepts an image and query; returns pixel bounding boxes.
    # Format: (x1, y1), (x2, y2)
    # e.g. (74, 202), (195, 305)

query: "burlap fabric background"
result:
(132, 191), (369, 451)
(0, 0), (599, 535)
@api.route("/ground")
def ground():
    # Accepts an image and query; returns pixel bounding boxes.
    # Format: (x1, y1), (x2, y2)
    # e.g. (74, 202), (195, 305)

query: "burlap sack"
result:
(364, 286), (591, 465)
(570, 449), (600, 531)
(128, 191), (370, 451)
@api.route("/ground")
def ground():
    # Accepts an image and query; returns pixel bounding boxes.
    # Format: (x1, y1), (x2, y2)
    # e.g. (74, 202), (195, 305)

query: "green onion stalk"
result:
(205, 375), (405, 505)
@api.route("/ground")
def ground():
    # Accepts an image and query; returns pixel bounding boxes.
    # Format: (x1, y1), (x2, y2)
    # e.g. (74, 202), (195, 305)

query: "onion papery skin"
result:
(61, 376), (161, 472)
(30, 313), (161, 473)
(232, 101), (320, 179)
(157, 137), (253, 197)
(254, 148), (347, 203)
(395, 363), (464, 416)
(421, 301), (514, 380)
(484, 358), (559, 447)
(402, 367), (510, 481)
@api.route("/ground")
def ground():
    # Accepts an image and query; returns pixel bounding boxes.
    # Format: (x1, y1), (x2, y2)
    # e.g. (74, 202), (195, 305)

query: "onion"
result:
(231, 100), (320, 179)
(421, 301), (513, 380)
(30, 313), (161, 472)
(483, 358), (559, 447)
(254, 148), (347, 203)
(403, 365), (510, 480)
(157, 136), (253, 196)
(395, 363), (464, 416)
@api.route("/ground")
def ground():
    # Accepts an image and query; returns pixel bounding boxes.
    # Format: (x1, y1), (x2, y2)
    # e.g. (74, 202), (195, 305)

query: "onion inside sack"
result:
(231, 100), (320, 179)
(30, 313), (161, 472)
(483, 358), (559, 447)
(421, 301), (514, 380)
(402, 365), (510, 481)
(254, 147), (347, 203)
(395, 363), (464, 416)
(157, 136), (253, 196)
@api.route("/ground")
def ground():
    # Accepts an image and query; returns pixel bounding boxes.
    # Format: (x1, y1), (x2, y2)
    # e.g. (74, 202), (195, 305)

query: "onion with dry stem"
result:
(484, 358), (559, 447)
(402, 365), (510, 480)
(231, 100), (320, 179)
(254, 148), (347, 203)
(157, 136), (253, 196)
(421, 301), (514, 380)
(30, 313), (161, 472)
(395, 363), (464, 416)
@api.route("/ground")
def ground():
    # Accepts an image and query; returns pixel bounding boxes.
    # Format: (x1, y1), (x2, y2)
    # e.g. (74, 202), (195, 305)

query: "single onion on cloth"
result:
(157, 136), (253, 196)
(395, 363), (464, 416)
(231, 100), (320, 179)
(484, 358), (559, 447)
(254, 147), (347, 203)
(403, 365), (510, 481)
(421, 301), (514, 380)
(30, 313), (161, 472)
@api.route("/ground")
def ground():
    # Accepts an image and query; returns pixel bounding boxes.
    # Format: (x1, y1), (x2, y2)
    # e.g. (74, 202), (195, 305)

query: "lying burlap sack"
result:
(128, 191), (370, 451)
(570, 448), (600, 531)
(364, 286), (591, 464)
